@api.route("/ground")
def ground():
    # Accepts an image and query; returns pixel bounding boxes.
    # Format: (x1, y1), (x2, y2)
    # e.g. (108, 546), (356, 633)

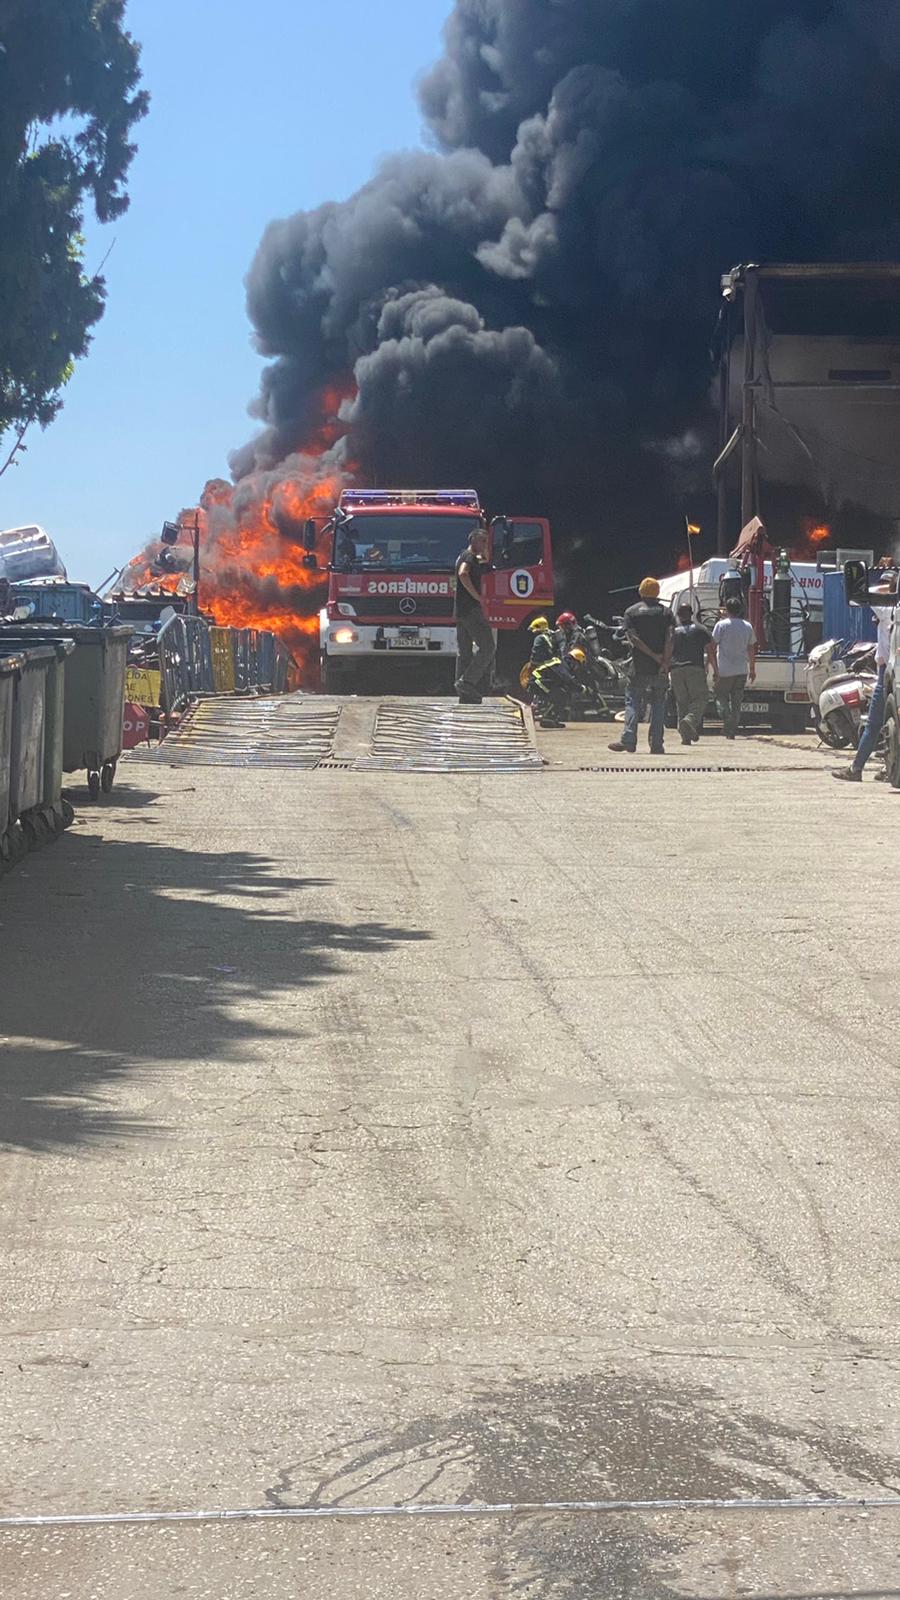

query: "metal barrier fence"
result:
(159, 616), (294, 713)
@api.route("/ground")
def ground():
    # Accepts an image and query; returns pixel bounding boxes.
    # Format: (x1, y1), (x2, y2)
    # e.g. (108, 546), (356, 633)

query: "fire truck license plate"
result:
(742, 701), (768, 712)
(389, 635), (427, 650)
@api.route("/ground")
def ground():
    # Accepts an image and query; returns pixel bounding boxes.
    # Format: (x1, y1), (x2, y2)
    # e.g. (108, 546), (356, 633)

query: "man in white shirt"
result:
(833, 577), (896, 782)
(712, 598), (757, 739)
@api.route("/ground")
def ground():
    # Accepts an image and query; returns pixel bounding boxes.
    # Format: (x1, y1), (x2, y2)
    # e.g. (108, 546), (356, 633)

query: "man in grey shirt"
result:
(712, 598), (757, 739)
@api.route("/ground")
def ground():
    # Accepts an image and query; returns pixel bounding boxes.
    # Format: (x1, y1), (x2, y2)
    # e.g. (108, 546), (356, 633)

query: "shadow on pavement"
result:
(265, 1369), (900, 1599)
(62, 782), (165, 810)
(0, 828), (431, 1155)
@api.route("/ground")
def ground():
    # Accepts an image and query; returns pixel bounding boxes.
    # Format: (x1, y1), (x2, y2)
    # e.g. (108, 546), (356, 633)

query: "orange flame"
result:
(123, 385), (356, 678)
(792, 518), (832, 562)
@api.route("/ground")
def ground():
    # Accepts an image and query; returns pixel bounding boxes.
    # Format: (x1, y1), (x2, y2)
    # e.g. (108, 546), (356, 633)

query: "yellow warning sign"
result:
(125, 667), (161, 707)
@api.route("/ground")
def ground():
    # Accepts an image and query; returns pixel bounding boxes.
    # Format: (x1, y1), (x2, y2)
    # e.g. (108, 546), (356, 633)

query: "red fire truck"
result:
(303, 489), (554, 693)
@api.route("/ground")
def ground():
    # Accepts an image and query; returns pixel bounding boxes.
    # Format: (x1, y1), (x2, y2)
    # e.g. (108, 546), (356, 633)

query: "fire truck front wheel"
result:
(321, 656), (351, 695)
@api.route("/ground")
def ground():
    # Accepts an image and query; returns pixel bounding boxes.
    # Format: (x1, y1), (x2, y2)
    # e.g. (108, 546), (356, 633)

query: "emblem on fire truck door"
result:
(511, 568), (535, 598)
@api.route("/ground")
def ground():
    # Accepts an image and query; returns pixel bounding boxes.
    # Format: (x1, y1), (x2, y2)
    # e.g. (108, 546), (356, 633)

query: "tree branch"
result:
(0, 424), (30, 480)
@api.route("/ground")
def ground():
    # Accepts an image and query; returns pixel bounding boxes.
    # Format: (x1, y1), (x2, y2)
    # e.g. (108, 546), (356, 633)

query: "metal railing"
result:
(158, 616), (294, 713)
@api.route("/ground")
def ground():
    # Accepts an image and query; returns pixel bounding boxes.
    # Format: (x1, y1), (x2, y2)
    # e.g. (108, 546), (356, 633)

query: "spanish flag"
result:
(686, 520), (701, 538)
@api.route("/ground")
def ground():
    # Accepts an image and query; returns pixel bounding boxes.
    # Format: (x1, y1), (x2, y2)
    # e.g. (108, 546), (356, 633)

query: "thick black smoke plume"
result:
(234, 0), (900, 584)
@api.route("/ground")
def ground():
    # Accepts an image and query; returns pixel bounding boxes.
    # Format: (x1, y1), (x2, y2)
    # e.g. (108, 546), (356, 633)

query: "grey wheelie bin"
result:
(0, 636), (75, 832)
(0, 653), (20, 863)
(1, 646), (53, 854)
(10, 647), (52, 812)
(0, 624), (131, 800)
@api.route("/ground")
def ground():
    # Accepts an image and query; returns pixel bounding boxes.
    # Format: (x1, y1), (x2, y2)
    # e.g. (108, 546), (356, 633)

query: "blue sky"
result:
(1, 0), (449, 584)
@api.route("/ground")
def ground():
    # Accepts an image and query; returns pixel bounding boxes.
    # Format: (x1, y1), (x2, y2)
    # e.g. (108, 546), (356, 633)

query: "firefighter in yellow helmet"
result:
(527, 616), (578, 729)
(527, 615), (556, 669)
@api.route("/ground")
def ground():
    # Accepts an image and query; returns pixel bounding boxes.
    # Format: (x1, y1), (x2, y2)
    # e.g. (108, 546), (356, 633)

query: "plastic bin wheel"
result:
(1, 824), (28, 867)
(101, 759), (117, 794)
(88, 770), (101, 801)
(22, 811), (52, 851)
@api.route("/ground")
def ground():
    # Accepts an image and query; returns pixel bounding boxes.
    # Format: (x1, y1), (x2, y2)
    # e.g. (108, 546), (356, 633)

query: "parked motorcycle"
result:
(805, 638), (878, 748)
(579, 613), (632, 718)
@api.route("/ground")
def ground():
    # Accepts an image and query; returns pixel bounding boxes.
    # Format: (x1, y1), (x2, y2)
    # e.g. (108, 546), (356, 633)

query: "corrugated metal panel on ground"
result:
(129, 694), (541, 773)
(135, 696), (340, 768)
(355, 698), (541, 772)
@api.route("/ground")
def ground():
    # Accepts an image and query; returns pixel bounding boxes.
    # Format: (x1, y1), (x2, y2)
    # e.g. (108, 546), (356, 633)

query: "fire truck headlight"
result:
(332, 627), (358, 645)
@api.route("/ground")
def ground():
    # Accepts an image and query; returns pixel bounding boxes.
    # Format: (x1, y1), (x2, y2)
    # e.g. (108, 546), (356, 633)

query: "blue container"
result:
(12, 580), (101, 624)
(822, 570), (878, 644)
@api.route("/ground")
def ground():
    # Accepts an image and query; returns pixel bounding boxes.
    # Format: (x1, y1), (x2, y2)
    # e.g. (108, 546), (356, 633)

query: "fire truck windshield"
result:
(333, 514), (481, 571)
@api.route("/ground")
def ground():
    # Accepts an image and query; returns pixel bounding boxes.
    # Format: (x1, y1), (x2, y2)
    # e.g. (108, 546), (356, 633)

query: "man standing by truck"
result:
(609, 577), (674, 755)
(670, 603), (717, 744)
(455, 524), (495, 703)
(713, 598), (757, 739)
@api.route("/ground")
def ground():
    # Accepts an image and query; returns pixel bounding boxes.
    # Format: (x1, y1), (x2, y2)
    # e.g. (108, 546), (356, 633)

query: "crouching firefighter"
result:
(525, 616), (578, 728)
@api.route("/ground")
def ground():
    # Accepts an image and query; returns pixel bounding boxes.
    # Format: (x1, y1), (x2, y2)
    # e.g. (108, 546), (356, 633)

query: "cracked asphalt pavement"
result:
(1, 732), (900, 1596)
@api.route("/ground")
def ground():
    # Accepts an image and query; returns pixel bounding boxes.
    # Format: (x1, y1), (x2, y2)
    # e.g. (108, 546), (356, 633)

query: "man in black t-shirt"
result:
(670, 603), (716, 744)
(454, 524), (495, 703)
(609, 578), (674, 754)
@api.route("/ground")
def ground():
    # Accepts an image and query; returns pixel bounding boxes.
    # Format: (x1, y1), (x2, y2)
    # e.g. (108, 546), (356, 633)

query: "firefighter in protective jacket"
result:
(528, 616), (557, 668)
(526, 617), (576, 728)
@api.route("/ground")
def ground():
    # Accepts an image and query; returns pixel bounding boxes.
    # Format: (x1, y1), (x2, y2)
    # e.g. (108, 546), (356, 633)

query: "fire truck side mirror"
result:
(302, 552), (319, 569)
(303, 518), (317, 551)
(844, 559), (871, 607)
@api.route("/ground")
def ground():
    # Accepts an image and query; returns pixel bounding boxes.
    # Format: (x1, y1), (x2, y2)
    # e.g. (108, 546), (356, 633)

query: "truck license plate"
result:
(742, 701), (768, 712)
(388, 636), (427, 650)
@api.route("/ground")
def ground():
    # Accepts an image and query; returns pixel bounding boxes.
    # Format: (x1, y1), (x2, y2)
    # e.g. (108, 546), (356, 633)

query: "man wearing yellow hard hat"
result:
(608, 577), (674, 755)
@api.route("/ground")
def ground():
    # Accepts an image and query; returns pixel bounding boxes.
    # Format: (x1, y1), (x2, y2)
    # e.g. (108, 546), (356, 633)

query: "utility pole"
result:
(190, 513), (201, 614)
(160, 514), (202, 612)
(740, 269), (759, 534)
(716, 305), (731, 555)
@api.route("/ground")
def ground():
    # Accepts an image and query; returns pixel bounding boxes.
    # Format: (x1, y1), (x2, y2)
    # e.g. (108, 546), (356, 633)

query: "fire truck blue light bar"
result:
(339, 490), (480, 509)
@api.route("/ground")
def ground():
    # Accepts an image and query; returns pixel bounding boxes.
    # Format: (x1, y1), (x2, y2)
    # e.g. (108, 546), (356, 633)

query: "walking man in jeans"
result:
(833, 571), (896, 783)
(454, 524), (495, 703)
(670, 603), (717, 744)
(712, 598), (757, 739)
(609, 577), (674, 755)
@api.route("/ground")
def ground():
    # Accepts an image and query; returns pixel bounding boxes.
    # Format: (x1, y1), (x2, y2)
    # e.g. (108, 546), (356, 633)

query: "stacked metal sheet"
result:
(138, 696), (340, 768)
(355, 698), (541, 773)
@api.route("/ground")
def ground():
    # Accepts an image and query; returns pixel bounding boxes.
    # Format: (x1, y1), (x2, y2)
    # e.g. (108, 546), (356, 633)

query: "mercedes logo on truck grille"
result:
(399, 597), (417, 614)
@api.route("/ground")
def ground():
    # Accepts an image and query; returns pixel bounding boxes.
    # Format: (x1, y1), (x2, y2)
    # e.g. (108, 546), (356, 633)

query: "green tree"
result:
(0, 0), (148, 465)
